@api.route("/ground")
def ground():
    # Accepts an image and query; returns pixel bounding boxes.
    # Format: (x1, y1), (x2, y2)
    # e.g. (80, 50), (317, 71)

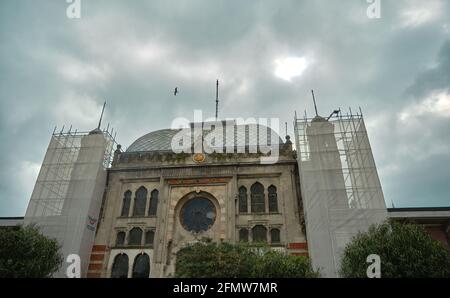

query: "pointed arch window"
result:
(133, 186), (147, 216)
(121, 190), (132, 217)
(111, 253), (128, 278)
(250, 182), (265, 213)
(268, 185), (278, 213)
(148, 189), (159, 216)
(129, 227), (143, 246)
(132, 253), (150, 278)
(252, 225), (267, 243)
(116, 231), (126, 246)
(238, 186), (248, 213)
(270, 228), (281, 244)
(145, 230), (155, 246)
(239, 229), (249, 242)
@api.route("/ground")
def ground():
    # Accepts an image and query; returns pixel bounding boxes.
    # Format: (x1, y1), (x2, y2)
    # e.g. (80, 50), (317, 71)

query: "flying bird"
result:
(174, 87), (178, 96)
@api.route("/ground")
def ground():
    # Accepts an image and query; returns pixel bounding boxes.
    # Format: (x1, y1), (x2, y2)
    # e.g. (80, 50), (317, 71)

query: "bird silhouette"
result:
(174, 87), (178, 96)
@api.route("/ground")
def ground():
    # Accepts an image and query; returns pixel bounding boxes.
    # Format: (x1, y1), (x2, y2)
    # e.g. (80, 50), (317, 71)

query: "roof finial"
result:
(98, 101), (106, 130)
(215, 79), (219, 120)
(311, 90), (318, 117)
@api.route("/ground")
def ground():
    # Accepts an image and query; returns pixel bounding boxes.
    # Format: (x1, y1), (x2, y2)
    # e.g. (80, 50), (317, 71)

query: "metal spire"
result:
(215, 80), (219, 120)
(311, 90), (318, 117)
(98, 101), (106, 130)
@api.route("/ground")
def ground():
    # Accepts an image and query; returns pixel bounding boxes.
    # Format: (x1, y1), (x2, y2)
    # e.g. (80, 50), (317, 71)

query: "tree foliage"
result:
(175, 239), (319, 278)
(0, 225), (63, 278)
(340, 220), (450, 278)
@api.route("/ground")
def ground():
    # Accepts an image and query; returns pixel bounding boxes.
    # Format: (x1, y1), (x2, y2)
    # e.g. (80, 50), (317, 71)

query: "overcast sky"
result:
(1, 0), (449, 216)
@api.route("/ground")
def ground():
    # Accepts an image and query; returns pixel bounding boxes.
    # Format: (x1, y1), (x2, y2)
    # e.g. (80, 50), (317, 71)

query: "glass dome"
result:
(126, 122), (284, 152)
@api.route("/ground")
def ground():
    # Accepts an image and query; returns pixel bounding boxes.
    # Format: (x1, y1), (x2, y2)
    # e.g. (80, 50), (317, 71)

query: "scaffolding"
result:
(24, 127), (116, 277)
(294, 109), (387, 277)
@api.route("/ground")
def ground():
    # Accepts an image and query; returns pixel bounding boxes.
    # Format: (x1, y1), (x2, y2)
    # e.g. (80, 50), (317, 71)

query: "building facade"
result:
(87, 123), (308, 278)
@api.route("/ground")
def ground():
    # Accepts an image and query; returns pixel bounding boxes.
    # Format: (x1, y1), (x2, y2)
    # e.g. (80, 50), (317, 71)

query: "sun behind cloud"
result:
(274, 56), (309, 82)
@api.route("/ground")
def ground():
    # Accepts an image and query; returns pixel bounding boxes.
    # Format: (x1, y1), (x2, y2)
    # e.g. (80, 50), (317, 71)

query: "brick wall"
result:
(424, 226), (450, 249)
(288, 242), (308, 257)
(87, 245), (107, 278)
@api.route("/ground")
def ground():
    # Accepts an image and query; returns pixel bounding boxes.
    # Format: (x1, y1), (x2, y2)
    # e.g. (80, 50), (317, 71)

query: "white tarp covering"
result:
(295, 113), (387, 277)
(24, 131), (113, 277)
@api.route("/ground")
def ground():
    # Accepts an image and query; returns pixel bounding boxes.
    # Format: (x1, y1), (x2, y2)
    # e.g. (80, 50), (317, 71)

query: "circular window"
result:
(180, 197), (216, 233)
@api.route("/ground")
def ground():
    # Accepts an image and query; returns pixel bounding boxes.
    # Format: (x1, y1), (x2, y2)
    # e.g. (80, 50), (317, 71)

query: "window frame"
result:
(133, 186), (148, 217)
(268, 185), (278, 213)
(145, 230), (155, 246)
(115, 231), (126, 246)
(148, 189), (159, 216)
(111, 253), (129, 278)
(239, 228), (249, 242)
(120, 190), (132, 217)
(251, 225), (268, 243)
(132, 253), (150, 278)
(270, 228), (281, 244)
(128, 227), (143, 246)
(250, 182), (265, 213)
(238, 186), (248, 213)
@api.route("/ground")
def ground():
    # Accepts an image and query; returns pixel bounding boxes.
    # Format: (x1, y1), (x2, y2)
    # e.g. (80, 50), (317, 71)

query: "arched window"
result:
(129, 227), (143, 245)
(121, 190), (132, 217)
(111, 253), (128, 278)
(250, 182), (265, 213)
(148, 189), (159, 216)
(145, 230), (155, 246)
(270, 228), (281, 244)
(239, 229), (249, 242)
(252, 225), (267, 243)
(116, 231), (126, 246)
(238, 186), (248, 213)
(268, 185), (278, 213)
(133, 186), (147, 216)
(132, 253), (150, 278)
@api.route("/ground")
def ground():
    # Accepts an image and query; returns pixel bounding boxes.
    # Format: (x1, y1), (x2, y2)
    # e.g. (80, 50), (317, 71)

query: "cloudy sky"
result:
(1, 0), (449, 216)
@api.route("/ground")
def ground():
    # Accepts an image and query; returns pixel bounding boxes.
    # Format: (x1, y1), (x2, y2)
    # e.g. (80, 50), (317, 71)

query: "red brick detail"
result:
(291, 252), (309, 257)
(425, 226), (449, 249)
(167, 177), (230, 185)
(288, 242), (308, 250)
(87, 272), (101, 278)
(88, 263), (103, 271)
(90, 254), (105, 261)
(91, 245), (107, 252)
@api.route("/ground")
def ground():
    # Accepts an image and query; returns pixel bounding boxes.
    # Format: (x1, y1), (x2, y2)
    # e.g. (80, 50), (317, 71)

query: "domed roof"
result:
(127, 122), (284, 153)
(127, 129), (181, 152)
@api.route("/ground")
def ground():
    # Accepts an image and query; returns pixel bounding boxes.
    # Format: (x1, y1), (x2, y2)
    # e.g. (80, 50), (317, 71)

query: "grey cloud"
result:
(1, 0), (450, 215)
(407, 40), (450, 98)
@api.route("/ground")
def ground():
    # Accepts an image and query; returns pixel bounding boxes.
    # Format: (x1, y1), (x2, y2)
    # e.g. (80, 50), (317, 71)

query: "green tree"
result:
(252, 248), (319, 278)
(0, 225), (63, 278)
(340, 220), (450, 278)
(175, 239), (319, 278)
